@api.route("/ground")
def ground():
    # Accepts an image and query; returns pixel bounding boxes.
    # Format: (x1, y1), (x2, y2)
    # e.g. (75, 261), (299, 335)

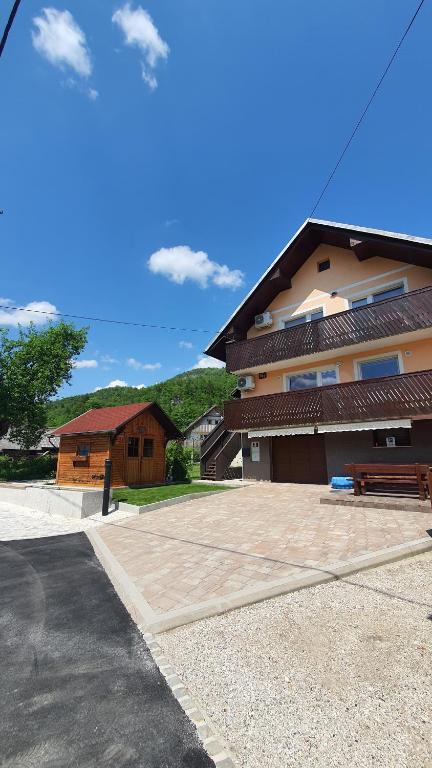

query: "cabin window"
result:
(317, 259), (330, 272)
(373, 428), (411, 448)
(286, 366), (338, 391)
(143, 438), (154, 458)
(127, 437), (139, 457)
(357, 355), (400, 381)
(350, 283), (404, 309)
(76, 444), (90, 457)
(282, 308), (323, 329)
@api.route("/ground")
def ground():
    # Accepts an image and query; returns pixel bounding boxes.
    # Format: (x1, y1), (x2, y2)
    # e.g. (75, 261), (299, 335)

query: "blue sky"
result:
(2, 0), (432, 396)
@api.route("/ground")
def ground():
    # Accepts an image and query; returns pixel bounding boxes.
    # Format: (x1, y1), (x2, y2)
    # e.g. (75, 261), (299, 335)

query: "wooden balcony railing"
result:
(226, 285), (432, 372)
(223, 369), (432, 431)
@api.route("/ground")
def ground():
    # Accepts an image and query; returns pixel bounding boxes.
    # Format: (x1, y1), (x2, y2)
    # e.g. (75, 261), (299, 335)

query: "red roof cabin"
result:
(53, 402), (182, 487)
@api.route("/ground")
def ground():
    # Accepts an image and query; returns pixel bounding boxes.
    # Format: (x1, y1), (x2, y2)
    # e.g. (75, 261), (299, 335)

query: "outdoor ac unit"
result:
(254, 311), (273, 329)
(237, 375), (255, 391)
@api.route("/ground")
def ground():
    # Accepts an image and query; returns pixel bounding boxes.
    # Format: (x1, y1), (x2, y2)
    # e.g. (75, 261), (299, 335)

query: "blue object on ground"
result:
(331, 476), (354, 490)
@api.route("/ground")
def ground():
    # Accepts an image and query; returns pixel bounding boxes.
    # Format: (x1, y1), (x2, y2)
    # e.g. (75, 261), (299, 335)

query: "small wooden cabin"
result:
(53, 402), (182, 487)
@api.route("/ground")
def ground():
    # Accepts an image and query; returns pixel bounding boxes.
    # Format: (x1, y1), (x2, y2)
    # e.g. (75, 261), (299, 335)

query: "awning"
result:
(317, 419), (412, 434)
(248, 426), (315, 438)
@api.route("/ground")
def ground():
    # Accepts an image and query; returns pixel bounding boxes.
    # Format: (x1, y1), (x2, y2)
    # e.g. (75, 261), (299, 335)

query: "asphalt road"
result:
(0, 532), (215, 768)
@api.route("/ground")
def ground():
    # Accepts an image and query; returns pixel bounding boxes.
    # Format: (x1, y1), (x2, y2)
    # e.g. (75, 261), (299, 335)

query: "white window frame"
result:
(284, 364), (340, 392)
(279, 306), (325, 330)
(347, 278), (408, 309)
(354, 351), (404, 381)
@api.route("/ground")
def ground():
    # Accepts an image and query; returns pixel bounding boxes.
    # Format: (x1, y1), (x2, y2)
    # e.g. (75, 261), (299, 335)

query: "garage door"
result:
(272, 434), (328, 484)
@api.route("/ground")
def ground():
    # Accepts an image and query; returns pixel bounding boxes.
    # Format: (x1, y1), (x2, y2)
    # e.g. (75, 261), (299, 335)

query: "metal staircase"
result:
(200, 419), (241, 481)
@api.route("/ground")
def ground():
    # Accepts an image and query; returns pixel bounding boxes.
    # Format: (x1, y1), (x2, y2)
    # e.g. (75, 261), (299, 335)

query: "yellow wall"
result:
(242, 338), (432, 398)
(241, 244), (432, 398)
(247, 244), (432, 339)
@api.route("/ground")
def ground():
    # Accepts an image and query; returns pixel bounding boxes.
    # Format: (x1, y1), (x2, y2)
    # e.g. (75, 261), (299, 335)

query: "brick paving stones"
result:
(94, 484), (432, 616)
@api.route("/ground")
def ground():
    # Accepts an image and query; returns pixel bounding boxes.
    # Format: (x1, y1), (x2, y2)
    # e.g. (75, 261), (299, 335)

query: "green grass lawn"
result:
(112, 481), (230, 506)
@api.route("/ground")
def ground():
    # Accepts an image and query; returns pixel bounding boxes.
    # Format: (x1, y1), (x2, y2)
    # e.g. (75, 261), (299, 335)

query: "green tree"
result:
(0, 322), (87, 447)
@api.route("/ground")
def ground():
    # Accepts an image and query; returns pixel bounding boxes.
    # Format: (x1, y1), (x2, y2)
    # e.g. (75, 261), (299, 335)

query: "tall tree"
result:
(0, 322), (87, 447)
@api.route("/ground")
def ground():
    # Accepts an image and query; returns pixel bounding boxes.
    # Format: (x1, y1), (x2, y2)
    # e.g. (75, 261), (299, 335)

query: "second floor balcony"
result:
(223, 369), (432, 431)
(226, 285), (432, 373)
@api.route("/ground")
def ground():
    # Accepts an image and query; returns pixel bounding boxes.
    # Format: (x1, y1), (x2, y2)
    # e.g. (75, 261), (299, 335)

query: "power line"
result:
(308, 0), (426, 217)
(0, 304), (212, 334)
(0, 0), (23, 58)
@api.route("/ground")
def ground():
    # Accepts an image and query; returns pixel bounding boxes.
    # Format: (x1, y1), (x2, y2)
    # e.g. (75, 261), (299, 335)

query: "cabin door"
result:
(125, 435), (141, 484)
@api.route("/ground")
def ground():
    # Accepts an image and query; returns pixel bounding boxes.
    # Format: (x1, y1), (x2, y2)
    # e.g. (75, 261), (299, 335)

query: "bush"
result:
(165, 442), (193, 483)
(0, 453), (57, 482)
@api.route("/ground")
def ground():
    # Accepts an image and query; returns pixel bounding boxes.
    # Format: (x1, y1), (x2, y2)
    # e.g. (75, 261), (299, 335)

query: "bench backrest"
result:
(345, 463), (431, 477)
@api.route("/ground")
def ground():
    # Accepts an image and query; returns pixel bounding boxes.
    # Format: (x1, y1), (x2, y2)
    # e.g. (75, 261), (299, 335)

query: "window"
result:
(318, 259), (330, 272)
(127, 437), (139, 457)
(251, 441), (260, 462)
(283, 308), (323, 329)
(143, 438), (154, 458)
(373, 428), (411, 448)
(76, 444), (90, 457)
(286, 366), (338, 391)
(357, 355), (400, 381)
(350, 283), (404, 309)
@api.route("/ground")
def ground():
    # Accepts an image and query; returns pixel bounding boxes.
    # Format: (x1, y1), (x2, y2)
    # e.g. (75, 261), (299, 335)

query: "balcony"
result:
(225, 285), (432, 373)
(223, 369), (432, 431)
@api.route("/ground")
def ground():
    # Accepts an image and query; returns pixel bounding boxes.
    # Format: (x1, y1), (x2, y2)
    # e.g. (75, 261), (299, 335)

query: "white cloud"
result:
(179, 341), (194, 350)
(73, 359), (98, 369)
(94, 380), (147, 391)
(193, 355), (225, 370)
(126, 357), (161, 371)
(112, 4), (169, 89)
(165, 218), (180, 228)
(87, 87), (99, 100)
(147, 246), (244, 290)
(0, 299), (58, 327)
(32, 8), (92, 77)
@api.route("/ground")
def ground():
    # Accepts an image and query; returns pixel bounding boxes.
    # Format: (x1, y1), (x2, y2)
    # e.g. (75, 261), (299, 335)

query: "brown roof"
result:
(205, 218), (432, 361)
(53, 402), (183, 440)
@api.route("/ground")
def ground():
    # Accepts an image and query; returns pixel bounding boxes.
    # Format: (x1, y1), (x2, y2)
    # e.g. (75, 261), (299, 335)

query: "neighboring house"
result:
(0, 430), (59, 458)
(183, 406), (223, 449)
(53, 403), (182, 487)
(204, 219), (432, 483)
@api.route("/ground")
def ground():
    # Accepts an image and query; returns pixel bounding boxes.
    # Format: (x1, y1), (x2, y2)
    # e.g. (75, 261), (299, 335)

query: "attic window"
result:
(318, 259), (330, 273)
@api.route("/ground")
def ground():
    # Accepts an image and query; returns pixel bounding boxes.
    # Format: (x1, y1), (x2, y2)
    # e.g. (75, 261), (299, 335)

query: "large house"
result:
(205, 219), (432, 483)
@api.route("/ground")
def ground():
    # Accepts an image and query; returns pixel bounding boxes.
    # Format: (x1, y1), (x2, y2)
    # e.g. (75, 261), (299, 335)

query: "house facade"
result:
(53, 402), (182, 487)
(206, 219), (432, 483)
(183, 406), (223, 449)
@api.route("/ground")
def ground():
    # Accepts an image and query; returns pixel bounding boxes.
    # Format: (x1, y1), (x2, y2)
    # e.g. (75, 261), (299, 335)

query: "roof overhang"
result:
(205, 219), (432, 362)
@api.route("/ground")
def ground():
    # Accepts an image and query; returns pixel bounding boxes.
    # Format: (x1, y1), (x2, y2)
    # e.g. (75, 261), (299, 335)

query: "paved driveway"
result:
(94, 484), (432, 628)
(0, 533), (214, 768)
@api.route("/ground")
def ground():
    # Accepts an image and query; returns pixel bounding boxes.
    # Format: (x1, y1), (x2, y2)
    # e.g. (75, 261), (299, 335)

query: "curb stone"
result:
(141, 630), (237, 768)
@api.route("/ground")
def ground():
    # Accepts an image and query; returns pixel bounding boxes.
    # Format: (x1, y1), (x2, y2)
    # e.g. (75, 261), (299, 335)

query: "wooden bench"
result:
(345, 463), (432, 506)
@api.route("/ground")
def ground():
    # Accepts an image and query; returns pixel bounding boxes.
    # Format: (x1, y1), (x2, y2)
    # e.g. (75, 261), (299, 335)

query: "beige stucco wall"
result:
(247, 244), (432, 339)
(240, 244), (432, 398)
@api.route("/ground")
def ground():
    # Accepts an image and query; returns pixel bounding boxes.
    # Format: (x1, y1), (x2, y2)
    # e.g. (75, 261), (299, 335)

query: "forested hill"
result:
(46, 368), (236, 432)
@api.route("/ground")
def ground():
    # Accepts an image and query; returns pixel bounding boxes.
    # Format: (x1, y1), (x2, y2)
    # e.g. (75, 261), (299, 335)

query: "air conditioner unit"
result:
(254, 311), (273, 329)
(237, 375), (255, 391)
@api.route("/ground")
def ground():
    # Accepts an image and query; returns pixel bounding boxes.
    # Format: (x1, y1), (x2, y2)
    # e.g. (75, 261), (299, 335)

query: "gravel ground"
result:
(158, 553), (432, 768)
(0, 501), (133, 540)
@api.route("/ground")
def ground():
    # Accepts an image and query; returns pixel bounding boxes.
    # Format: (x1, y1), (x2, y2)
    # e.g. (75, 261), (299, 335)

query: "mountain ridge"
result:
(47, 368), (236, 432)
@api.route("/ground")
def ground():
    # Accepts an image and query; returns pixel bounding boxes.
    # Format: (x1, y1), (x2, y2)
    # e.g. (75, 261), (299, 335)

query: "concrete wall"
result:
(241, 434), (272, 481)
(324, 420), (432, 478)
(0, 485), (106, 519)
